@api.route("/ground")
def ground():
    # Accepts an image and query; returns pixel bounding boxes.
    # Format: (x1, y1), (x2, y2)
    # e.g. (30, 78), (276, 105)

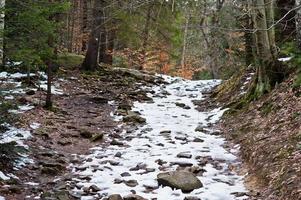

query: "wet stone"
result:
(114, 178), (123, 184)
(114, 152), (122, 157)
(184, 196), (202, 200)
(124, 180), (138, 187)
(193, 138), (204, 143)
(121, 172), (131, 177)
(171, 161), (193, 167)
(177, 152), (192, 159)
(89, 184), (101, 192)
(110, 139), (124, 146)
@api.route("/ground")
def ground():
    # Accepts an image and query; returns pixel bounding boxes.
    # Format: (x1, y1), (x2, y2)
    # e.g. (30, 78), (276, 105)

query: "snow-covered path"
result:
(71, 76), (248, 200)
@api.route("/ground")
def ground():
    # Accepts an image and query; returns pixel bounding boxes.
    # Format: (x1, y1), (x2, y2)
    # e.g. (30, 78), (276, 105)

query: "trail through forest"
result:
(69, 75), (248, 200)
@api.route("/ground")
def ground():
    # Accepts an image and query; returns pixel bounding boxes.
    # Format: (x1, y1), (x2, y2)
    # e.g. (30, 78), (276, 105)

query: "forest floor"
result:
(0, 68), (252, 200)
(0, 67), (300, 200)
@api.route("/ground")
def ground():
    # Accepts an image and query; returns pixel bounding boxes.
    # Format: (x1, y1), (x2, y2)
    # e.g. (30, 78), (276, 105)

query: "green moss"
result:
(56, 53), (84, 69)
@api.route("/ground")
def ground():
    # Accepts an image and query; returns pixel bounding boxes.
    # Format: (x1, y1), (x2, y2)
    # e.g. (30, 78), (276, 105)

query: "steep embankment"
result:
(209, 71), (301, 200)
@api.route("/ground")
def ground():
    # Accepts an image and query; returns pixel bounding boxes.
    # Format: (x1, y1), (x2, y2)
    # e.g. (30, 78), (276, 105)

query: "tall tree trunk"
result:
(249, 0), (283, 98)
(81, 0), (104, 70)
(140, 3), (153, 70)
(181, 13), (189, 70)
(0, 0), (4, 66)
(296, 0), (301, 48)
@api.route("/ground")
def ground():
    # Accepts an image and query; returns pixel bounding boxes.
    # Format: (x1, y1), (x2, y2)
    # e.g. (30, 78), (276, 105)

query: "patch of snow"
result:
(0, 124), (31, 145)
(9, 104), (35, 114)
(0, 171), (10, 181)
(278, 57), (293, 62)
(25, 182), (39, 186)
(71, 76), (248, 200)
(0, 196), (5, 200)
(30, 123), (40, 130)
(4, 95), (14, 100)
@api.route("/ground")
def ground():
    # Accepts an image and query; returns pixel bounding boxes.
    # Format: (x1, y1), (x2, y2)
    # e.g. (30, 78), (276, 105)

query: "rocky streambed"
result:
(69, 75), (248, 200)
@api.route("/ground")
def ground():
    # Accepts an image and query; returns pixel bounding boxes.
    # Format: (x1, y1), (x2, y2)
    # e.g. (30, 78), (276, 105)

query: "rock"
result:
(175, 136), (187, 141)
(109, 160), (120, 166)
(171, 161), (193, 167)
(184, 197), (201, 200)
(195, 126), (210, 133)
(230, 192), (248, 197)
(177, 152), (192, 159)
(80, 129), (93, 138)
(123, 194), (147, 200)
(175, 102), (186, 108)
(108, 194), (123, 200)
(130, 163), (147, 171)
(123, 113), (146, 124)
(157, 171), (203, 193)
(57, 139), (72, 146)
(184, 106), (191, 110)
(160, 130), (171, 134)
(90, 132), (104, 142)
(121, 172), (131, 177)
(110, 139), (124, 146)
(26, 90), (36, 95)
(193, 138), (204, 143)
(90, 96), (108, 104)
(124, 180), (138, 187)
(114, 178), (123, 184)
(89, 184), (101, 192)
(115, 152), (122, 157)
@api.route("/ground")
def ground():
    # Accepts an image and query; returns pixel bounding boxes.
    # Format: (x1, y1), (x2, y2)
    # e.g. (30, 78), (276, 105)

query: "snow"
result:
(0, 196), (5, 200)
(0, 124), (31, 145)
(278, 57), (293, 62)
(0, 171), (10, 181)
(30, 122), (41, 130)
(70, 75), (248, 200)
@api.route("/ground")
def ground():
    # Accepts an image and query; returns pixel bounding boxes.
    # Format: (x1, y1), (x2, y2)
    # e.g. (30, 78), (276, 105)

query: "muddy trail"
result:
(0, 70), (248, 200)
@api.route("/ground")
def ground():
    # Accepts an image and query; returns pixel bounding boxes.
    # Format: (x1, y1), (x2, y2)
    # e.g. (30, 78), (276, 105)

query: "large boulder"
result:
(157, 171), (203, 193)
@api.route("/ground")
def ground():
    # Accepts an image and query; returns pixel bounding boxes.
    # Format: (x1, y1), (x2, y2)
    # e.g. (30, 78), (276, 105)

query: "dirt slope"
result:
(214, 74), (301, 199)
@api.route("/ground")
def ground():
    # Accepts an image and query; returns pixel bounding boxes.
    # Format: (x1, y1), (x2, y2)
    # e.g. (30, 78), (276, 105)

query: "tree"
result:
(248, 0), (284, 98)
(3, 0), (69, 107)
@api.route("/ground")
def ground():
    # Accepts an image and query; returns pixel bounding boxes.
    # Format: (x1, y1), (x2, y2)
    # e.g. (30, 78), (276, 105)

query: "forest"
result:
(0, 0), (300, 200)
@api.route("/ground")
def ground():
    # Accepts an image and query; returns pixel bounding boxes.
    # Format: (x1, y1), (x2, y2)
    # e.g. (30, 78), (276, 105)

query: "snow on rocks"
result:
(70, 75), (248, 200)
(0, 171), (10, 181)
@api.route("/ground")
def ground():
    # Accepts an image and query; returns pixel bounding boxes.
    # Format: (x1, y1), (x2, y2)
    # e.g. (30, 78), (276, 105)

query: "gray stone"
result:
(157, 171), (203, 193)
(124, 180), (138, 187)
(177, 152), (192, 159)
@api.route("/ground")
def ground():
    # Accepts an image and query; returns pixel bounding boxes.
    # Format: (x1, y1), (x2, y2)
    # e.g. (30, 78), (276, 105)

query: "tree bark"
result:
(248, 0), (283, 98)
(0, 0), (4, 66)
(140, 3), (153, 70)
(181, 13), (189, 70)
(81, 0), (105, 70)
(296, 0), (301, 48)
